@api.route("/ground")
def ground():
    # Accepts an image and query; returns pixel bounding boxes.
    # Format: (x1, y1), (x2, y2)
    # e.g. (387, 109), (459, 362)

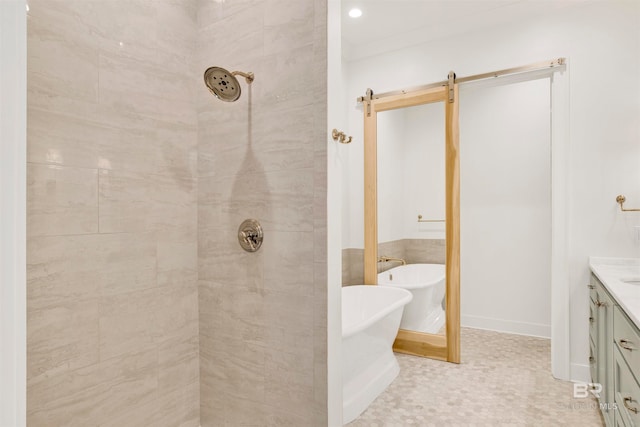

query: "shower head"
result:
(203, 66), (254, 102)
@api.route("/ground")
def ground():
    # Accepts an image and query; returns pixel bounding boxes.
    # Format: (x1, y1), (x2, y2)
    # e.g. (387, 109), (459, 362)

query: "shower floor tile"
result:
(348, 327), (603, 427)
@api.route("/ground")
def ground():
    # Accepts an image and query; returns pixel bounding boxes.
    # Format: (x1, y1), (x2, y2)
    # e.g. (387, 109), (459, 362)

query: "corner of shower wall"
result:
(196, 0), (328, 425)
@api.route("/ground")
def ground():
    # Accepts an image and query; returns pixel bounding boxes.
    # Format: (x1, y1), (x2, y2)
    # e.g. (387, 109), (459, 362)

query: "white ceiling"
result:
(341, 0), (591, 60)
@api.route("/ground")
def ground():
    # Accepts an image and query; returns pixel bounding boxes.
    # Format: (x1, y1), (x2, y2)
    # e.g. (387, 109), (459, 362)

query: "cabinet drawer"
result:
(615, 345), (640, 427)
(614, 306), (640, 379)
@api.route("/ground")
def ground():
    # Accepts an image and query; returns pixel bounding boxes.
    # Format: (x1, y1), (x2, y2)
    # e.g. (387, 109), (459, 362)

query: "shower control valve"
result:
(238, 219), (263, 252)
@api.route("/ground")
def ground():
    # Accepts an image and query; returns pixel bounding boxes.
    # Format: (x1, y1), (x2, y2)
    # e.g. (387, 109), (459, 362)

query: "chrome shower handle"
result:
(237, 219), (263, 253)
(240, 231), (256, 250)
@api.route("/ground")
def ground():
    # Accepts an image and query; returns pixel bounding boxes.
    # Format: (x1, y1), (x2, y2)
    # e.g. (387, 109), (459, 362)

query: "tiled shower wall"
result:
(26, 0), (328, 425)
(196, 0), (328, 425)
(26, 1), (200, 425)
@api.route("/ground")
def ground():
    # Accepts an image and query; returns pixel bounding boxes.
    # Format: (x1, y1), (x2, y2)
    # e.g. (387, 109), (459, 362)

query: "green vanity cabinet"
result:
(613, 306), (640, 426)
(590, 274), (616, 426)
(591, 271), (640, 427)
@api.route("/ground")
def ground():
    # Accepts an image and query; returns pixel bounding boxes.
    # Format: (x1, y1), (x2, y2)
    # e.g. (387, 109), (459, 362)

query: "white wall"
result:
(341, 61), (363, 249)
(343, 0), (640, 381)
(375, 104), (446, 245)
(0, 2), (27, 426)
(377, 108), (405, 243)
(460, 79), (551, 338)
(403, 104), (446, 240)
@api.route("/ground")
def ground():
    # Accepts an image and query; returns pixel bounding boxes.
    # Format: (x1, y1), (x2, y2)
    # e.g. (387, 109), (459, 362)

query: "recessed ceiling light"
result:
(348, 8), (362, 18)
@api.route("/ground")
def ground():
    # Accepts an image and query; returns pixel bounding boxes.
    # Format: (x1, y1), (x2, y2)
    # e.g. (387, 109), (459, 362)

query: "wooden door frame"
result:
(363, 84), (460, 363)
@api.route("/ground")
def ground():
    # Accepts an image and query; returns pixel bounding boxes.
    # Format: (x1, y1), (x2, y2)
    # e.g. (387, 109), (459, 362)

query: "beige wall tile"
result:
(264, 344), (314, 418)
(97, 232), (158, 295)
(201, 337), (265, 403)
(198, 229), (265, 291)
(198, 284), (265, 344)
(99, 169), (196, 233)
(27, 164), (98, 236)
(313, 325), (329, 426)
(97, 283), (198, 360)
(196, 3), (264, 64)
(254, 105), (316, 173)
(158, 323), (200, 394)
(198, 106), (316, 180)
(98, 380), (200, 427)
(98, 169), (155, 232)
(342, 248), (364, 286)
(196, 0), (261, 29)
(155, 122), (198, 179)
(199, 169), (314, 233)
(29, 108), (197, 178)
(314, 261), (328, 326)
(198, 389), (226, 427)
(28, 234), (100, 311)
(98, 52), (196, 126)
(27, 1), (199, 425)
(264, 0), (315, 55)
(154, 381), (200, 427)
(157, 226), (197, 287)
(27, 2), (100, 104)
(154, 285), (199, 339)
(264, 407), (312, 427)
(263, 291), (314, 351)
(28, 0), (328, 423)
(28, 349), (158, 426)
(100, 124), (160, 175)
(255, 45), (319, 112)
(27, 108), (117, 169)
(263, 231), (314, 294)
(98, 311), (160, 361)
(90, 0), (158, 64)
(197, 0), (327, 422)
(27, 298), (100, 382)
(405, 238), (446, 264)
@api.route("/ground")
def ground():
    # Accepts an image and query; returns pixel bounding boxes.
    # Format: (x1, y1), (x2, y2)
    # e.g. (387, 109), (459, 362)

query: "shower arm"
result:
(232, 71), (254, 84)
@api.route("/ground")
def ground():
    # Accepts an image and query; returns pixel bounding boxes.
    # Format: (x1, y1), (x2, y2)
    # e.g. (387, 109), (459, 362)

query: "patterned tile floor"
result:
(349, 328), (604, 427)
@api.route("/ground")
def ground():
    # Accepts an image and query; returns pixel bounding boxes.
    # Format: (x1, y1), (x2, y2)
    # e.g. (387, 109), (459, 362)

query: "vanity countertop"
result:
(589, 257), (640, 330)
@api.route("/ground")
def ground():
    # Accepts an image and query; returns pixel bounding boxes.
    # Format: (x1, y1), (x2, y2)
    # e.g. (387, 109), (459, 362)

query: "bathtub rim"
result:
(342, 285), (412, 339)
(377, 263), (445, 290)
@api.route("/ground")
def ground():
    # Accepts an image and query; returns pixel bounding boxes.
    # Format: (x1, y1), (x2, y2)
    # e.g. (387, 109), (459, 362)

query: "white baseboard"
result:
(570, 363), (591, 383)
(461, 314), (551, 339)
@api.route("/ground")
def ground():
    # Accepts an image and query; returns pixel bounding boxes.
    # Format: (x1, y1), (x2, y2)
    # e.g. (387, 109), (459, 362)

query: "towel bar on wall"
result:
(616, 195), (640, 212)
(417, 214), (445, 223)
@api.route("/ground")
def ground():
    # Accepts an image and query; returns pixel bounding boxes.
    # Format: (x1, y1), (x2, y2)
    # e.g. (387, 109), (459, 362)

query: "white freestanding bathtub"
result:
(377, 263), (446, 333)
(342, 285), (412, 425)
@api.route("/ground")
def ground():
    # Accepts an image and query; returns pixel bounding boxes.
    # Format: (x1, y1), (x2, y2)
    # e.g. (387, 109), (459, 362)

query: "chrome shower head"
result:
(203, 66), (254, 102)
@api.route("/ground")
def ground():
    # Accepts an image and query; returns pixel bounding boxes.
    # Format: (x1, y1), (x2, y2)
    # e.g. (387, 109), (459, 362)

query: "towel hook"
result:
(332, 129), (352, 144)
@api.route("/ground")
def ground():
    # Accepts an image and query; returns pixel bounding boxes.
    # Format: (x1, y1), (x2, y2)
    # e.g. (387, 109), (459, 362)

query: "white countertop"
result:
(589, 257), (640, 330)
